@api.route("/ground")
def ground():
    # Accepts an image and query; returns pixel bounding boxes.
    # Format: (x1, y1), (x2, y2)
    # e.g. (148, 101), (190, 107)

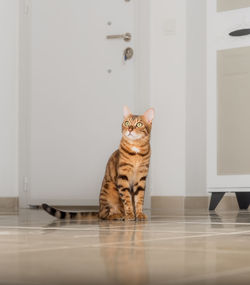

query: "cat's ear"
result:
(143, 108), (155, 123)
(123, 106), (131, 118)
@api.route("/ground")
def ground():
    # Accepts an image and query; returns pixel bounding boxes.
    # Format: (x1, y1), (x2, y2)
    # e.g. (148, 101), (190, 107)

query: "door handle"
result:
(106, 32), (131, 42)
(229, 28), (250, 37)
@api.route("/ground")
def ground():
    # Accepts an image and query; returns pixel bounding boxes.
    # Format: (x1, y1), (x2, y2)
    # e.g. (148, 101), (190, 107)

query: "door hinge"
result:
(23, 176), (29, 192)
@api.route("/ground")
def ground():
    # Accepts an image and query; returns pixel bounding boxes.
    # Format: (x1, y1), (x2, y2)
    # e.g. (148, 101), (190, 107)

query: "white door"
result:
(207, 0), (250, 192)
(20, 0), (141, 206)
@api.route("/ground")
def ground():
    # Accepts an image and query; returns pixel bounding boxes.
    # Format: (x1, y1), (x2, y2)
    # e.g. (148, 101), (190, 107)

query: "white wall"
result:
(0, 0), (19, 197)
(150, 0), (187, 196)
(150, 0), (207, 197)
(186, 0), (207, 196)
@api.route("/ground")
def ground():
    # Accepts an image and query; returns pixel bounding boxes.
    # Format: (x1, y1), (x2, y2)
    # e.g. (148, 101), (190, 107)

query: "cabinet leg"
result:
(209, 192), (225, 210)
(235, 192), (250, 210)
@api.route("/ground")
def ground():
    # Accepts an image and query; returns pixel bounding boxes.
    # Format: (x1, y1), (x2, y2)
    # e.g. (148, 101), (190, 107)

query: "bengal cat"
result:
(42, 106), (154, 221)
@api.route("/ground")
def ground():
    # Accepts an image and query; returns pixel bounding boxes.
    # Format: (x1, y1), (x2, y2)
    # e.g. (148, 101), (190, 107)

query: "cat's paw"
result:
(124, 213), (135, 221)
(136, 212), (147, 220)
(107, 213), (124, 220)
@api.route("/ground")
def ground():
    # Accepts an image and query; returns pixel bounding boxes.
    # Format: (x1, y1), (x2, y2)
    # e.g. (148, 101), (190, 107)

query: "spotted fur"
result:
(42, 106), (154, 221)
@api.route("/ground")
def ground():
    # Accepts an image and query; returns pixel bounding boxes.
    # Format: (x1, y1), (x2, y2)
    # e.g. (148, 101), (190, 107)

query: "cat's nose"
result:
(128, 126), (133, 132)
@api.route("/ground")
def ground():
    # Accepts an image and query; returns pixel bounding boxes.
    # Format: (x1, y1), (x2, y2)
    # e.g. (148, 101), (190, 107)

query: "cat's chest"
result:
(128, 146), (144, 166)
(131, 146), (140, 153)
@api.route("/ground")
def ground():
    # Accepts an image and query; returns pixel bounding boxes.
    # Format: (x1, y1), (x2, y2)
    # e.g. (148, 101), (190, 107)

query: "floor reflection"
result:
(209, 212), (223, 228)
(42, 219), (149, 284)
(209, 210), (250, 228)
(2, 209), (250, 284)
(235, 211), (250, 224)
(99, 221), (149, 285)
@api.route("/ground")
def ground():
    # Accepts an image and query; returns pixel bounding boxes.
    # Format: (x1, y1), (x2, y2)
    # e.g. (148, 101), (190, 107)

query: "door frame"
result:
(207, 0), (250, 193)
(18, 0), (151, 208)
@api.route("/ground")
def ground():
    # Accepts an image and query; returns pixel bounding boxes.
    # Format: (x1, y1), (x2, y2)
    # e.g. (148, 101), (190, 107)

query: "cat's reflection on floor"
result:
(43, 218), (100, 228)
(43, 219), (149, 285)
(98, 220), (149, 285)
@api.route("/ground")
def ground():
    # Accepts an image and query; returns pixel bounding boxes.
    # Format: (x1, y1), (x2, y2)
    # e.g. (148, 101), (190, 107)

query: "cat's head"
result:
(122, 106), (154, 141)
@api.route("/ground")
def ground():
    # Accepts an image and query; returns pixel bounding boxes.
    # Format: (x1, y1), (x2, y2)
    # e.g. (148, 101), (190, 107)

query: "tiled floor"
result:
(1, 209), (250, 285)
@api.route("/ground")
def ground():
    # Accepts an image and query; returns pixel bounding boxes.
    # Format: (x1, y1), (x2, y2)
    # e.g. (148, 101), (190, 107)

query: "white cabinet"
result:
(207, 0), (250, 209)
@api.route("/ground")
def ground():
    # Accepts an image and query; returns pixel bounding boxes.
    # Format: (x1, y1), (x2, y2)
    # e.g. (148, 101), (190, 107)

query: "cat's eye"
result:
(136, 122), (143, 128)
(124, 121), (130, 126)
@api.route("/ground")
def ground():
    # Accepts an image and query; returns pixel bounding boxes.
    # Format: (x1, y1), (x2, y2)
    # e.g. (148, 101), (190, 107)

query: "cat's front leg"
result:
(134, 175), (147, 220)
(117, 174), (135, 220)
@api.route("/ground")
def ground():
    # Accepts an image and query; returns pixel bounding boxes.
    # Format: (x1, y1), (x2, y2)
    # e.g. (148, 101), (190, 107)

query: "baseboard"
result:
(49, 205), (99, 211)
(0, 196), (240, 212)
(151, 194), (239, 212)
(0, 197), (19, 211)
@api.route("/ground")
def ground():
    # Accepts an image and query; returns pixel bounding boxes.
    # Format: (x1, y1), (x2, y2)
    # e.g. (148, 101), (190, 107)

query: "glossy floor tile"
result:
(1, 209), (250, 285)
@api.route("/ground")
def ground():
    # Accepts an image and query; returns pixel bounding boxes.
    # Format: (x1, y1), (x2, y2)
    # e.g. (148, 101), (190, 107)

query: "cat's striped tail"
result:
(41, 203), (99, 219)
